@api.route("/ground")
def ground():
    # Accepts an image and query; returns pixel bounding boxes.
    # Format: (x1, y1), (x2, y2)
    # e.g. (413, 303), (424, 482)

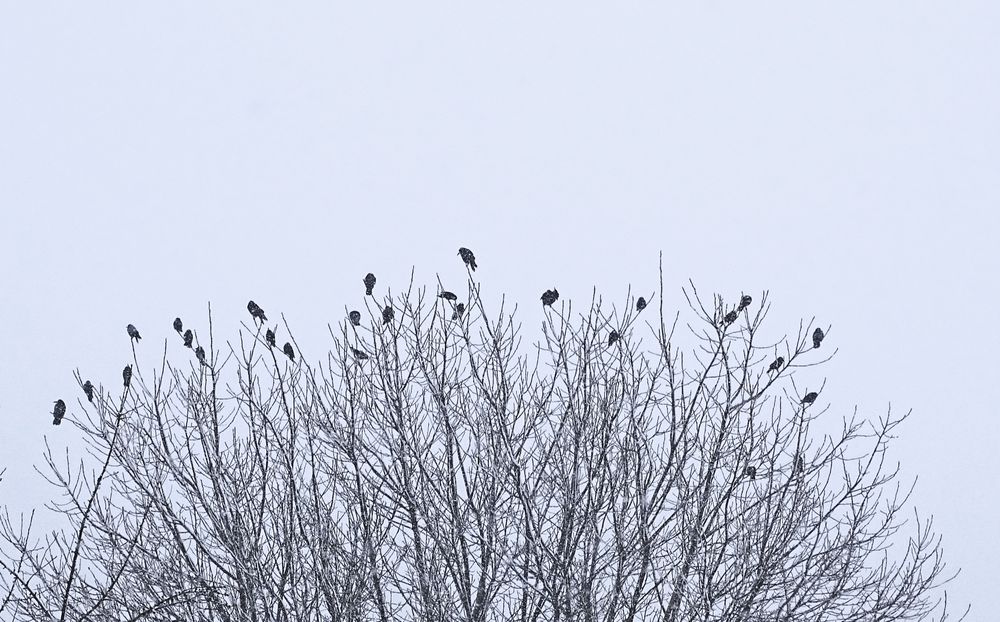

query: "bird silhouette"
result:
(195, 346), (206, 366)
(173, 318), (183, 334)
(364, 273), (376, 296)
(52, 399), (66, 425)
(82, 380), (94, 402)
(351, 347), (369, 360)
(349, 311), (361, 326)
(767, 357), (784, 373)
(801, 391), (818, 405)
(127, 324), (141, 342)
(123, 365), (132, 388)
(541, 289), (559, 306)
(183, 329), (194, 348)
(636, 297), (647, 312)
(439, 291), (457, 301)
(744, 465), (756, 479)
(724, 310), (738, 325)
(452, 303), (465, 320)
(738, 295), (752, 311)
(283, 343), (295, 361)
(794, 454), (805, 473)
(608, 330), (620, 347)
(265, 328), (276, 348)
(813, 327), (824, 349)
(382, 305), (394, 325)
(247, 301), (267, 323)
(458, 247), (477, 271)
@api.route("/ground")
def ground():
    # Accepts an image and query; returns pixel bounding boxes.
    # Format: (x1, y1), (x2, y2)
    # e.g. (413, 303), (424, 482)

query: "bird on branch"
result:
(813, 327), (825, 349)
(283, 343), (295, 361)
(349, 311), (361, 326)
(52, 399), (66, 426)
(636, 297), (647, 312)
(382, 305), (394, 325)
(265, 328), (276, 348)
(458, 247), (477, 271)
(767, 357), (784, 373)
(123, 365), (132, 388)
(173, 317), (183, 334)
(541, 289), (559, 307)
(82, 381), (94, 402)
(247, 301), (267, 323)
(364, 273), (376, 296)
(183, 329), (194, 348)
(127, 324), (141, 342)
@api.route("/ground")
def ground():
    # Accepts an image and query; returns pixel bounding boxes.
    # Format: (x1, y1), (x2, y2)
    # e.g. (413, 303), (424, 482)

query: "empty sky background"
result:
(1, 2), (997, 614)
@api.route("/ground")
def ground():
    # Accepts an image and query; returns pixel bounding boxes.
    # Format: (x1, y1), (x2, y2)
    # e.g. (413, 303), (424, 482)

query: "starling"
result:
(283, 343), (295, 361)
(541, 289), (559, 307)
(127, 324), (141, 342)
(744, 465), (756, 479)
(812, 327), (825, 349)
(794, 454), (805, 473)
(82, 380), (94, 402)
(439, 291), (457, 301)
(123, 365), (132, 388)
(382, 305), (394, 325)
(265, 328), (276, 348)
(801, 391), (818, 405)
(351, 347), (369, 360)
(767, 357), (784, 373)
(738, 295), (752, 312)
(364, 273), (376, 296)
(349, 311), (361, 326)
(183, 329), (194, 348)
(52, 399), (66, 425)
(724, 310), (738, 325)
(608, 330), (620, 347)
(636, 297), (647, 312)
(247, 301), (267, 323)
(173, 317), (183, 334)
(195, 346), (206, 365)
(458, 247), (477, 271)
(452, 302), (465, 320)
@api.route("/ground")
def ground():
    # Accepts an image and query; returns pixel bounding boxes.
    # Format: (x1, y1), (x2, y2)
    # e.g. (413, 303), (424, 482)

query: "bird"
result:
(349, 311), (361, 326)
(52, 399), (66, 426)
(767, 357), (784, 373)
(541, 289), (559, 307)
(439, 291), (457, 301)
(265, 328), (276, 348)
(813, 327), (825, 349)
(195, 346), (206, 366)
(452, 303), (465, 320)
(744, 465), (756, 479)
(636, 297), (647, 312)
(608, 330), (620, 347)
(364, 273), (376, 296)
(127, 324), (141, 342)
(123, 365), (132, 388)
(801, 391), (818, 405)
(724, 310), (738, 325)
(458, 247), (477, 271)
(738, 295), (752, 312)
(183, 329), (194, 348)
(247, 301), (267, 323)
(282, 343), (295, 361)
(173, 318), (183, 334)
(82, 380), (94, 402)
(351, 347), (369, 360)
(794, 454), (805, 473)
(382, 305), (394, 325)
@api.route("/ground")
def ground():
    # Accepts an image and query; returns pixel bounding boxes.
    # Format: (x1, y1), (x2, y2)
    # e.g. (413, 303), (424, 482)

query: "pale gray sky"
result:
(1, 2), (997, 614)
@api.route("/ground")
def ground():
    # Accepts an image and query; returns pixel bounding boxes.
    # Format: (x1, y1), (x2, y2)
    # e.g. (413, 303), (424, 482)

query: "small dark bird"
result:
(265, 328), (276, 348)
(123, 365), (132, 388)
(82, 380), (94, 402)
(439, 291), (457, 301)
(812, 328), (825, 349)
(744, 465), (756, 479)
(452, 302), (465, 320)
(183, 329), (194, 348)
(349, 311), (361, 326)
(173, 318), (183, 334)
(541, 289), (559, 307)
(283, 343), (295, 361)
(195, 346), (206, 365)
(636, 297), (647, 312)
(724, 310), (738, 325)
(52, 399), (66, 426)
(458, 247), (477, 271)
(608, 330), (620, 347)
(767, 357), (784, 373)
(794, 454), (805, 473)
(364, 273), (376, 296)
(738, 295), (752, 312)
(127, 324), (141, 342)
(801, 391), (818, 405)
(351, 347), (369, 360)
(247, 301), (267, 323)
(382, 305), (394, 325)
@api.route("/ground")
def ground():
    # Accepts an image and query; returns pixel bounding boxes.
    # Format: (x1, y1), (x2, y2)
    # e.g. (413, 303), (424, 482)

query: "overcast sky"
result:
(1, 2), (997, 615)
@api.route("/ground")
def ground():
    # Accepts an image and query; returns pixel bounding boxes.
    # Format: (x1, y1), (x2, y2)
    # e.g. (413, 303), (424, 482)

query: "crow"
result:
(123, 365), (132, 388)
(382, 305), (394, 325)
(364, 273), (376, 296)
(82, 380), (94, 402)
(458, 247), (477, 271)
(52, 399), (66, 425)
(349, 311), (361, 326)
(265, 328), (276, 348)
(173, 318), (183, 334)
(195, 346), (206, 366)
(247, 301), (267, 323)
(744, 465), (756, 479)
(738, 295), (752, 311)
(541, 289), (559, 306)
(439, 291), (457, 301)
(724, 310), (738, 325)
(183, 329), (194, 348)
(351, 347), (369, 360)
(283, 343), (295, 361)
(452, 303), (465, 320)
(767, 357), (784, 373)
(636, 297), (647, 312)
(801, 391), (818, 405)
(813, 327), (824, 349)
(608, 330), (620, 347)
(127, 324), (141, 342)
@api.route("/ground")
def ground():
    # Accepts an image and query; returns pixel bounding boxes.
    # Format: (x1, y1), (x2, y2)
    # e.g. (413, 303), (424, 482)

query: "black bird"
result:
(247, 301), (267, 323)
(195, 346), (206, 366)
(283, 343), (295, 361)
(439, 291), (457, 301)
(724, 310), (738, 325)
(452, 302), (465, 320)
(608, 330), (620, 347)
(636, 297), (647, 312)
(767, 357), (784, 373)
(364, 273), (376, 296)
(541, 289), (559, 307)
(351, 347), (369, 360)
(265, 328), (276, 348)
(458, 247), (477, 271)
(173, 318), (183, 334)
(744, 465), (756, 479)
(82, 380), (94, 402)
(52, 399), (66, 426)
(123, 365), (132, 388)
(127, 324), (141, 342)
(738, 295), (752, 312)
(382, 305), (394, 325)
(801, 391), (818, 405)
(183, 329), (194, 348)
(349, 311), (361, 326)
(794, 454), (805, 473)
(812, 327), (824, 349)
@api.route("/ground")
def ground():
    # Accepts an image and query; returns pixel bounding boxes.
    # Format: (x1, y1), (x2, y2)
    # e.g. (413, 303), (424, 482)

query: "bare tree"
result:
(0, 262), (967, 621)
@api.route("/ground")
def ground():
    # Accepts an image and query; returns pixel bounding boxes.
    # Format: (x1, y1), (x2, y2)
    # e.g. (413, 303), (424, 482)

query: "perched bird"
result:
(364, 273), (376, 296)
(123, 365), (132, 388)
(82, 380), (94, 402)
(767, 357), (784, 373)
(382, 305), (394, 325)
(127, 324), (141, 342)
(349, 311), (361, 326)
(52, 399), (66, 426)
(812, 327), (825, 349)
(283, 343), (295, 361)
(608, 330), (620, 347)
(195, 346), (206, 365)
(439, 291), (457, 301)
(183, 329), (194, 348)
(452, 302), (465, 320)
(794, 454), (805, 473)
(541, 289), (559, 307)
(744, 465), (756, 479)
(173, 318), (183, 334)
(801, 391), (818, 405)
(351, 347), (369, 360)
(458, 247), (477, 271)
(265, 328), (276, 348)
(636, 297), (647, 312)
(247, 301), (267, 323)
(738, 295), (752, 312)
(724, 310), (738, 325)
